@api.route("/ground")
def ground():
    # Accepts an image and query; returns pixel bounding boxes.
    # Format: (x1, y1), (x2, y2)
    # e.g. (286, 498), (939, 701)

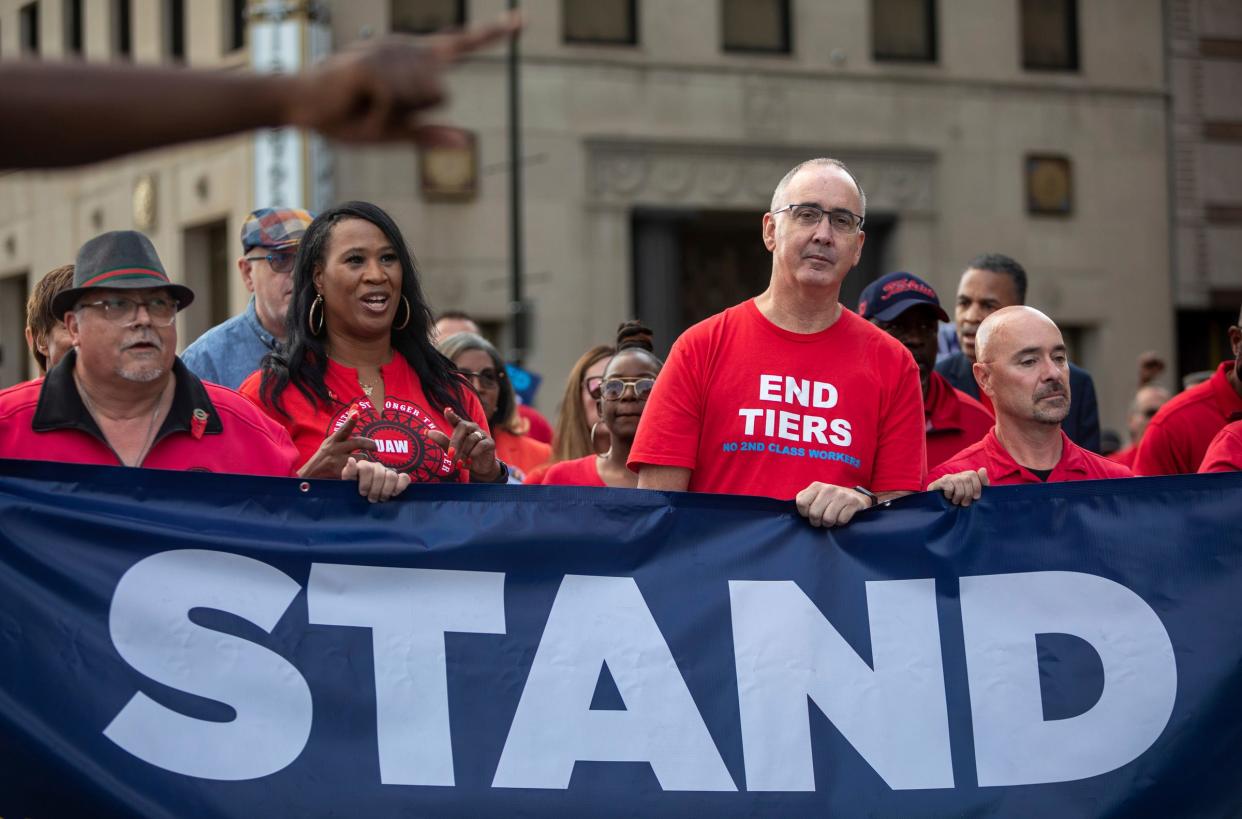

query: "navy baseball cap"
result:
(857, 271), (949, 323)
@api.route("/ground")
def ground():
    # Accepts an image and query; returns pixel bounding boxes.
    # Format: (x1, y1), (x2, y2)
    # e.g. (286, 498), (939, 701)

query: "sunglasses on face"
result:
(245, 252), (297, 274)
(600, 377), (656, 401)
(584, 375), (604, 400)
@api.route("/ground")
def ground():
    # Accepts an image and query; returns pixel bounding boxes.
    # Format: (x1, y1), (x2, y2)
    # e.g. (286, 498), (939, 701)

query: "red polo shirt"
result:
(1134, 362), (1242, 476)
(1198, 419), (1242, 473)
(925, 371), (994, 468)
(927, 428), (1133, 486)
(0, 352), (299, 475)
(1109, 445), (1139, 468)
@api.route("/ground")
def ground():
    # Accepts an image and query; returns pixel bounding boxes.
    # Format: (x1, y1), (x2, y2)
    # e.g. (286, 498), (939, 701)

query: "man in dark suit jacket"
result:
(935, 253), (1101, 452)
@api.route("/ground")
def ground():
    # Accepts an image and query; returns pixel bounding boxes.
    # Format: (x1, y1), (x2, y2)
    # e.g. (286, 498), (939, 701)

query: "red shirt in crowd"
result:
(1198, 418), (1242, 473)
(494, 428), (551, 481)
(1109, 445), (1139, 469)
(517, 404), (554, 444)
(927, 428), (1134, 485)
(1134, 362), (1242, 476)
(629, 300), (926, 500)
(0, 353), (299, 475)
(238, 354), (488, 482)
(925, 371), (994, 468)
(539, 454), (607, 487)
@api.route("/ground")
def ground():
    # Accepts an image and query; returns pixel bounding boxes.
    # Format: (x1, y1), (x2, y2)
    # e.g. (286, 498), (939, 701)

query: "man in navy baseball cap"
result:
(860, 272), (992, 469)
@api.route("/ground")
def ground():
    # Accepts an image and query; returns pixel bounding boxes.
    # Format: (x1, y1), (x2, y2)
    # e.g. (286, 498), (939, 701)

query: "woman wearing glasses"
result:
(539, 331), (663, 488)
(239, 201), (506, 484)
(437, 332), (551, 482)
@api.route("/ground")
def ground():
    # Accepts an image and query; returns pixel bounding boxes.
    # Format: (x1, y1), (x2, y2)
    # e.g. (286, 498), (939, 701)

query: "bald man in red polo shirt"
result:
(927, 306), (1131, 506)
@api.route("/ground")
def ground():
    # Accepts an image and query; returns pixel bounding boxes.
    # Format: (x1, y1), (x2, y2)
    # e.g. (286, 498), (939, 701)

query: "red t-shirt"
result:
(540, 454), (607, 487)
(925, 371), (994, 468)
(238, 354), (488, 482)
(628, 300), (926, 499)
(1109, 444), (1139, 468)
(517, 404), (554, 444)
(1134, 362), (1242, 476)
(927, 428), (1133, 485)
(0, 362), (299, 476)
(494, 428), (551, 480)
(1198, 419), (1242, 473)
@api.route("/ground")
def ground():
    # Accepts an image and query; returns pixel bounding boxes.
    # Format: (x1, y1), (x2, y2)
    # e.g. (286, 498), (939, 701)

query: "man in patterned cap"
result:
(182, 207), (314, 388)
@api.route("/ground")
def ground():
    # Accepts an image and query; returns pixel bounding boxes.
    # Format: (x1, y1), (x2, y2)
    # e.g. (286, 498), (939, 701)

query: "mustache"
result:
(120, 330), (163, 352)
(1033, 383), (1068, 400)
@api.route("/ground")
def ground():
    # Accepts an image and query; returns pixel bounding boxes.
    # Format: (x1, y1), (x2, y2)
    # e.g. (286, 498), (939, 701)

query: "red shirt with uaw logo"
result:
(239, 354), (488, 482)
(629, 299), (926, 500)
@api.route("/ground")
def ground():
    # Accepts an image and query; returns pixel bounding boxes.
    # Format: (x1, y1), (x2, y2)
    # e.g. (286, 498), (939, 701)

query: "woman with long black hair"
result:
(239, 201), (506, 484)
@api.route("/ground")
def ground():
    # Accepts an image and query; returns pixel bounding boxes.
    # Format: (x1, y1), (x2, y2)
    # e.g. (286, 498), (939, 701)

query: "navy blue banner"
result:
(0, 458), (1240, 818)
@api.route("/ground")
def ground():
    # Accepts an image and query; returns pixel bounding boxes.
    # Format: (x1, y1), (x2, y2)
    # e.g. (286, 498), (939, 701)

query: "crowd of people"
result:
(5, 156), (1240, 524)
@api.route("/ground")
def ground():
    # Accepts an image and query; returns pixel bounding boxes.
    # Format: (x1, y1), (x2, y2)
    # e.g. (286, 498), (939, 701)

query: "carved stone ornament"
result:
(586, 140), (935, 214)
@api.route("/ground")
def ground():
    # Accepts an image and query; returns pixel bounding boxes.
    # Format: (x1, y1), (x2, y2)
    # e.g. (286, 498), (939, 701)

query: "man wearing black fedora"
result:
(0, 230), (409, 501)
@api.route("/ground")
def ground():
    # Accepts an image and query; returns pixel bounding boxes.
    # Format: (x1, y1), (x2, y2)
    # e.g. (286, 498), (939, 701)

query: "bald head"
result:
(975, 306), (1061, 363)
(973, 306), (1071, 428)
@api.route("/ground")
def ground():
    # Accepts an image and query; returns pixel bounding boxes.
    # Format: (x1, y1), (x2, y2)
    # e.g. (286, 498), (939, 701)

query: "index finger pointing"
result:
(435, 11), (521, 60)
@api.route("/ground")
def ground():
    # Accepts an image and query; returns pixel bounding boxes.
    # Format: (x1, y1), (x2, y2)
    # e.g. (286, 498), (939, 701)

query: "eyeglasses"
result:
(77, 295), (179, 326)
(460, 368), (503, 389)
(584, 375), (604, 400)
(771, 204), (864, 234)
(245, 252), (297, 274)
(600, 377), (656, 401)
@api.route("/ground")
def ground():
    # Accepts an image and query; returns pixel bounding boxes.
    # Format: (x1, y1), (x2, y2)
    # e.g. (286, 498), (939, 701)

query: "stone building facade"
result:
(0, 0), (1193, 436)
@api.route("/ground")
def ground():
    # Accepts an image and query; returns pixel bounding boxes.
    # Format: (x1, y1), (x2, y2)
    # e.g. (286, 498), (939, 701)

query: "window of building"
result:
(114, 0), (132, 59)
(1021, 0), (1078, 71)
(166, 0), (186, 62)
(722, 0), (791, 54)
(64, 0), (83, 56)
(563, 0), (637, 45)
(20, 2), (40, 56)
(872, 0), (936, 62)
(227, 0), (246, 52)
(391, 0), (465, 35)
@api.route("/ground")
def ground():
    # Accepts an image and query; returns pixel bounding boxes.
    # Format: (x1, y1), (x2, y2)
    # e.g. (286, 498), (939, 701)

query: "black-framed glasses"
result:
(771, 203), (864, 234)
(245, 252), (297, 274)
(77, 295), (179, 326)
(600, 377), (656, 401)
(460, 368), (503, 389)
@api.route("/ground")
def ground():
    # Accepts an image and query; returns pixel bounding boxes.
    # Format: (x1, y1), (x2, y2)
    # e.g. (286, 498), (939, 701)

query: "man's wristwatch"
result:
(853, 485), (879, 508)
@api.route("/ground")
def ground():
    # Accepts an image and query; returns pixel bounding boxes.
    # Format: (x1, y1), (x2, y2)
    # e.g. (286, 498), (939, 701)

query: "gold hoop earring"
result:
(308, 293), (324, 335)
(394, 295), (411, 331)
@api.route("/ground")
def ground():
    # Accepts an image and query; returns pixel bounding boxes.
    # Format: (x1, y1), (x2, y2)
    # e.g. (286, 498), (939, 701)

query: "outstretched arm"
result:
(0, 14), (519, 168)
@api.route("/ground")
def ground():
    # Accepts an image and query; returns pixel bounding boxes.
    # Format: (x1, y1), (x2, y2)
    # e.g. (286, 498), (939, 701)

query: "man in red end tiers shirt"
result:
(629, 158), (926, 527)
(0, 230), (408, 502)
(1134, 307), (1242, 475)
(927, 306), (1131, 505)
(858, 271), (992, 468)
(1199, 418), (1242, 473)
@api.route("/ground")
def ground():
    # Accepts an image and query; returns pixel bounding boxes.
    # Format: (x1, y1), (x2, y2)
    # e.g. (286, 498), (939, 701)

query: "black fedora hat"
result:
(52, 230), (195, 318)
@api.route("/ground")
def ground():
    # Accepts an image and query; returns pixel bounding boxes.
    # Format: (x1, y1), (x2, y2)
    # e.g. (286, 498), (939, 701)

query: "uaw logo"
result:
(327, 396), (457, 482)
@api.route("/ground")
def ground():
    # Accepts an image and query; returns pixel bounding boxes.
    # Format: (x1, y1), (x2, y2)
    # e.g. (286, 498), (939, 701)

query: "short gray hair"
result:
(769, 158), (867, 216)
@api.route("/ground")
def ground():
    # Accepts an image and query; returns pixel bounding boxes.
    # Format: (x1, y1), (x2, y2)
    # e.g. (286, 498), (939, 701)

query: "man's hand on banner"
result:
(795, 482), (872, 528)
(430, 408), (503, 483)
(342, 457), (411, 503)
(928, 468), (989, 507)
(297, 410), (378, 479)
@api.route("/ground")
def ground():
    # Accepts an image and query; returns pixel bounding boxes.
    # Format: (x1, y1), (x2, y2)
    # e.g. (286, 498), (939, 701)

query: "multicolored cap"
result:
(52, 230), (194, 318)
(241, 207), (315, 252)
(857, 271), (949, 323)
